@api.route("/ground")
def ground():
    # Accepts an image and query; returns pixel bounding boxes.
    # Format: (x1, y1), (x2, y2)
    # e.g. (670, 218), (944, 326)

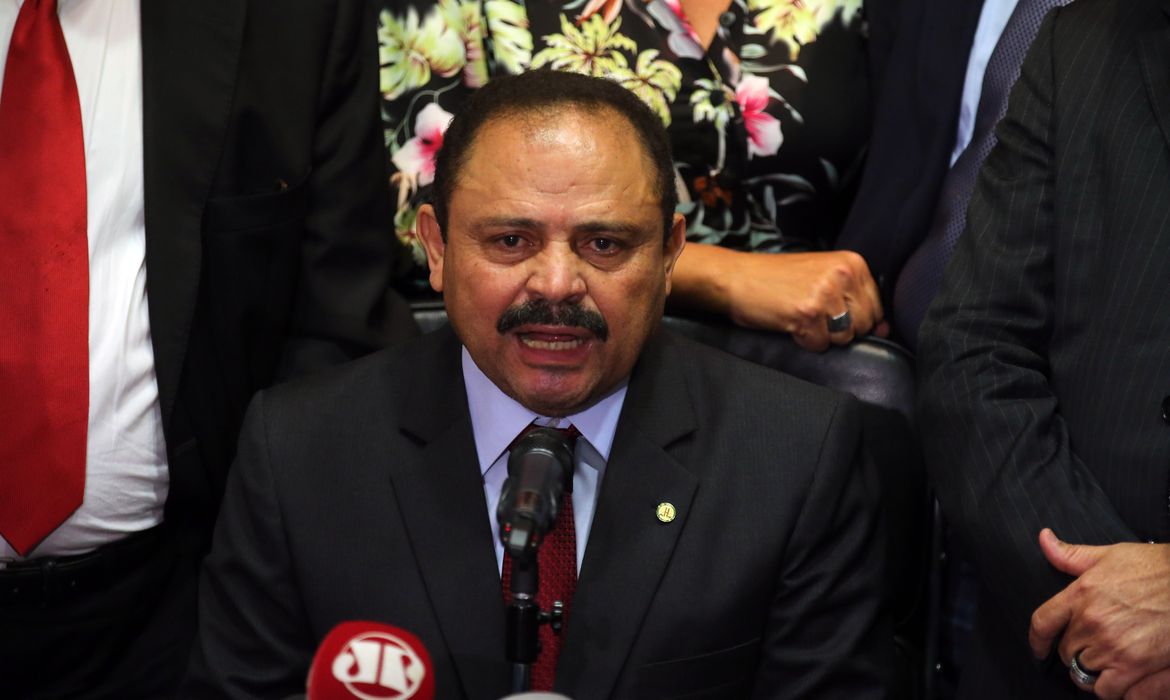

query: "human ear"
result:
(416, 204), (446, 293)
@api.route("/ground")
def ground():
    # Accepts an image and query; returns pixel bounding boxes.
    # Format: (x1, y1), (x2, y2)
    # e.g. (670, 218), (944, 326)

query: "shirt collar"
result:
(461, 346), (628, 476)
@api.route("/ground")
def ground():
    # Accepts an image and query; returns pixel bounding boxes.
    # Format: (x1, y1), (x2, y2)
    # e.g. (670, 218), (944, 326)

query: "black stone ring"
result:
(827, 309), (851, 334)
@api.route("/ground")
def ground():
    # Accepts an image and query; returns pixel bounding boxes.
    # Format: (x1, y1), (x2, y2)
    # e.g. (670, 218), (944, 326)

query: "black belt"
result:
(0, 524), (167, 607)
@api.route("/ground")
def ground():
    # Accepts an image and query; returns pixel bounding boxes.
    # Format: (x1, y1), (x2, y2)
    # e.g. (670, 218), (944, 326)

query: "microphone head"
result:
(498, 427), (575, 557)
(509, 427), (576, 470)
(307, 621), (435, 700)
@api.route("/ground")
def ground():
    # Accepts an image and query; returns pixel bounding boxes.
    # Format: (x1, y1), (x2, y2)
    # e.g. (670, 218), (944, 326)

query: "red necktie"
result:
(0, 0), (88, 556)
(501, 424), (579, 691)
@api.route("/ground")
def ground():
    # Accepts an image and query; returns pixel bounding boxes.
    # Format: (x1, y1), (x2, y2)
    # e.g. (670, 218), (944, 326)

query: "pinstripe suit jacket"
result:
(917, 0), (1170, 697)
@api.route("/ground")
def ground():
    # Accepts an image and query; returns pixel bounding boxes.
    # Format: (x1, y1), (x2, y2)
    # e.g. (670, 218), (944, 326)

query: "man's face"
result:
(418, 107), (685, 416)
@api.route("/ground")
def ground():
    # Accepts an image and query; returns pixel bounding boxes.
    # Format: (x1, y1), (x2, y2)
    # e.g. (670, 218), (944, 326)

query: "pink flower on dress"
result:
(735, 74), (782, 159)
(392, 102), (454, 187)
(664, 0), (701, 40)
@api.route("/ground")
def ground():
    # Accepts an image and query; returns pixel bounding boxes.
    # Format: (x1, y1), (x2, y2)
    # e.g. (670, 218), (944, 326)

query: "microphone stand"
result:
(499, 427), (575, 694)
(505, 551), (539, 694)
(503, 523), (566, 694)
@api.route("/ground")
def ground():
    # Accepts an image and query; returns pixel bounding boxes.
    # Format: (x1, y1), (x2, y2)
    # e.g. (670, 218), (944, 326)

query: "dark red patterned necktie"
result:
(0, 0), (88, 555)
(501, 424), (579, 691)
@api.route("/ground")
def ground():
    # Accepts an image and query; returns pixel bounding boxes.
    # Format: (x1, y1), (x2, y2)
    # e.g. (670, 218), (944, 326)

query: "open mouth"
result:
(519, 334), (587, 351)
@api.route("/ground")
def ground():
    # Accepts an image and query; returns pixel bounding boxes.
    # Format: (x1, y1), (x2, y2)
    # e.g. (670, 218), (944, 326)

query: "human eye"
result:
(488, 233), (536, 254)
(482, 231), (538, 261)
(584, 237), (623, 255)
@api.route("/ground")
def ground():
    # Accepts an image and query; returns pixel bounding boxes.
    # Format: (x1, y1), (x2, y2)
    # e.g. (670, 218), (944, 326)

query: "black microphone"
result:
(496, 427), (575, 560)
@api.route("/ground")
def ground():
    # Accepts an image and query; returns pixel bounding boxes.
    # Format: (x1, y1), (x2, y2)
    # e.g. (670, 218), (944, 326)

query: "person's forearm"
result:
(667, 241), (737, 317)
(666, 242), (883, 350)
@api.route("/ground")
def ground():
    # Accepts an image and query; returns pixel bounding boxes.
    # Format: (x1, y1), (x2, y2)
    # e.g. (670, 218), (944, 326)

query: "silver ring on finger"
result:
(827, 309), (851, 334)
(1069, 652), (1100, 687)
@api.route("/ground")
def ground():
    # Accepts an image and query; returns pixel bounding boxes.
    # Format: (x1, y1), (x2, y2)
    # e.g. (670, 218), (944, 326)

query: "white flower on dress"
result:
(391, 102), (454, 187)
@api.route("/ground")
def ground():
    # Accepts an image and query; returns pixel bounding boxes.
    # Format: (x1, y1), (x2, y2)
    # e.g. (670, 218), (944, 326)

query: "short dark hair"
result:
(432, 70), (677, 241)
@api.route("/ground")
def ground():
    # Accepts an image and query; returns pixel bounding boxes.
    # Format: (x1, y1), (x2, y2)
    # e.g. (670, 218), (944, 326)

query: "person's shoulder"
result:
(258, 329), (453, 424)
(1050, 0), (1159, 42)
(1032, 0), (1162, 103)
(648, 331), (862, 488)
(1057, 0), (1160, 21)
(660, 330), (856, 425)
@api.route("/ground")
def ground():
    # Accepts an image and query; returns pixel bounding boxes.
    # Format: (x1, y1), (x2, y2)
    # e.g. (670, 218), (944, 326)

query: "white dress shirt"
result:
(951, 0), (1020, 164)
(461, 348), (628, 575)
(0, 0), (167, 559)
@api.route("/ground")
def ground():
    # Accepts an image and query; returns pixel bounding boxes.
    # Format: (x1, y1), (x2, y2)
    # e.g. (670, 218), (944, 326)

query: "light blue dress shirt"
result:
(951, 0), (1020, 165)
(461, 348), (628, 575)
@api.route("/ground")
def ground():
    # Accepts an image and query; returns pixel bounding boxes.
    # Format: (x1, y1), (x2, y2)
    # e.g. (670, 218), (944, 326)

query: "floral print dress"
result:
(380, 0), (872, 292)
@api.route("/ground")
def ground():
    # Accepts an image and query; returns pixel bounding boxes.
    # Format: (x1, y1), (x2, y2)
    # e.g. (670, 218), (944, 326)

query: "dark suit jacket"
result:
(3, 4), (414, 697)
(112, 5), (417, 691)
(182, 327), (889, 699)
(140, 0), (416, 541)
(836, 0), (984, 328)
(917, 1), (1170, 696)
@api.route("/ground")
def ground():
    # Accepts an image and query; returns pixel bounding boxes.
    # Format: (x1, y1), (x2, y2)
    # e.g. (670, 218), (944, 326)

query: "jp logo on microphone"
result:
(333, 632), (424, 698)
(308, 621), (435, 700)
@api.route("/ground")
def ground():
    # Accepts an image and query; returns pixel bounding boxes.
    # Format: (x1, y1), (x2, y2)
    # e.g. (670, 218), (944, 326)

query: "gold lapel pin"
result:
(656, 502), (676, 523)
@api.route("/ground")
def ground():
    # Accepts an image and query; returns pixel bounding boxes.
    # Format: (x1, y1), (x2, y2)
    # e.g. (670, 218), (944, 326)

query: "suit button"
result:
(1162, 396), (1170, 423)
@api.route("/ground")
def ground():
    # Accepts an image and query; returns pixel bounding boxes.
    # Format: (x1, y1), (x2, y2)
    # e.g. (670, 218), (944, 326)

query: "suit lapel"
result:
(916, 0), (984, 126)
(140, 0), (245, 428)
(1137, 1), (1170, 153)
(393, 329), (511, 700)
(556, 332), (699, 699)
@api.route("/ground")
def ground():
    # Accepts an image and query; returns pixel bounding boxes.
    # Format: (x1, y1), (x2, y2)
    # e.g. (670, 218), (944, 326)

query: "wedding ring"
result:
(1069, 652), (1100, 686)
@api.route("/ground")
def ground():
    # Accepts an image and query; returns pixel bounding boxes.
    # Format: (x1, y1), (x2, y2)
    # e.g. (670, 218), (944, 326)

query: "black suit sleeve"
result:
(753, 395), (891, 699)
(277, 0), (417, 379)
(916, 7), (1135, 647)
(181, 393), (313, 699)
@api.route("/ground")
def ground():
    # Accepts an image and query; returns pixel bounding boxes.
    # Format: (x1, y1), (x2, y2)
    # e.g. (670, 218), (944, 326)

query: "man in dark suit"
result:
(837, 0), (984, 324)
(918, 1), (1170, 697)
(840, 0), (1067, 353)
(182, 70), (889, 699)
(0, 2), (415, 698)
(837, 0), (982, 339)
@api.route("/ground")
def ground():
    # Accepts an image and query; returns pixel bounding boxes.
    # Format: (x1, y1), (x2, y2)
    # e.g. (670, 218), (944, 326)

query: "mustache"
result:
(496, 300), (609, 341)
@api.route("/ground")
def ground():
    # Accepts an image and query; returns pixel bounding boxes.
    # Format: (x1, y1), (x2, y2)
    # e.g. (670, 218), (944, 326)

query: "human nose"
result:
(526, 242), (587, 304)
